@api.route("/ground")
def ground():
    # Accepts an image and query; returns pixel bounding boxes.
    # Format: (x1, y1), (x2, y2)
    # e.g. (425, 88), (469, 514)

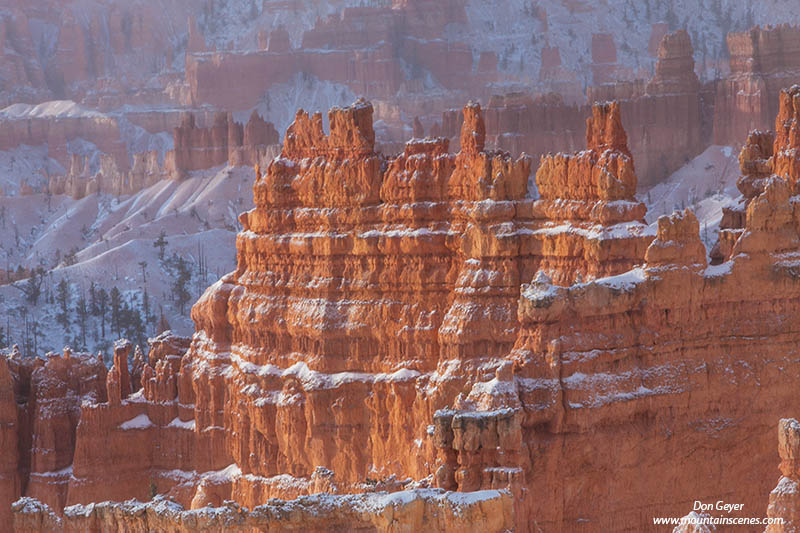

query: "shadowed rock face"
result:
(11, 92), (800, 531)
(1, 352), (107, 525)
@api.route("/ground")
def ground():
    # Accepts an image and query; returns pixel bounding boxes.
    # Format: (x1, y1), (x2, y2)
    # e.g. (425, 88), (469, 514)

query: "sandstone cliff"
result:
(12, 94), (800, 531)
(479, 30), (705, 190)
(713, 25), (800, 146)
(170, 111), (279, 180)
(12, 489), (512, 533)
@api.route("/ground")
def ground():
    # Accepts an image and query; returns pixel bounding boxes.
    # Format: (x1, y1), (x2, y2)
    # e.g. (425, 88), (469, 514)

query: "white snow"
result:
(203, 464), (242, 484)
(773, 476), (799, 496)
(704, 261), (733, 278)
(31, 465), (73, 478)
(0, 101), (108, 120)
(0, 164), (253, 355)
(167, 417), (196, 430)
(159, 469), (197, 483)
(249, 73), (357, 135)
(593, 267), (647, 291)
(119, 414), (154, 430)
(0, 144), (63, 195)
(232, 352), (421, 393)
(641, 145), (740, 252)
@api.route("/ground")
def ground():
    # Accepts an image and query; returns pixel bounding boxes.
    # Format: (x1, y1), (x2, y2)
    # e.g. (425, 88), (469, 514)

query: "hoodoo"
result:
(8, 93), (800, 530)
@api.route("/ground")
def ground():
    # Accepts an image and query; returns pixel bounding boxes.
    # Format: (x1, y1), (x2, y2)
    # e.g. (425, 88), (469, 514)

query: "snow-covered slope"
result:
(0, 165), (254, 357)
(640, 145), (741, 251)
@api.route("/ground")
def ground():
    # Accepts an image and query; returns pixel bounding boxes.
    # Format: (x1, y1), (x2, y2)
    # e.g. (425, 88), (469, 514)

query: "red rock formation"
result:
(0, 2), (188, 105)
(169, 111), (279, 179)
(715, 86), (800, 263)
(765, 418), (800, 531)
(48, 150), (170, 199)
(647, 29), (700, 94)
(186, 16), (206, 56)
(482, 30), (705, 189)
(0, 354), (20, 526)
(13, 489), (512, 533)
(185, 99), (645, 526)
(412, 116), (425, 138)
(0, 105), (129, 172)
(1, 103), (653, 532)
(0, 352), (106, 521)
(106, 340), (131, 404)
(184, 0), (481, 111)
(16, 95), (800, 532)
(713, 25), (800, 146)
(0, 11), (50, 107)
(773, 85), (800, 185)
(591, 33), (619, 84)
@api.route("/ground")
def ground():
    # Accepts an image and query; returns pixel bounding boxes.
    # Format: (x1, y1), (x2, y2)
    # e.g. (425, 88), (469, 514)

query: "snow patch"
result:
(119, 414), (154, 430)
(167, 417), (196, 430)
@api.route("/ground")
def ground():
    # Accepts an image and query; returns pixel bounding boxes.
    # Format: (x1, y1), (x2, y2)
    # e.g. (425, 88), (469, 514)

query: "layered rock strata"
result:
(13, 94), (800, 531)
(185, 1), (473, 111)
(12, 489), (512, 533)
(41, 110), (280, 199)
(170, 111), (279, 180)
(479, 30), (705, 189)
(713, 25), (800, 146)
(5, 99), (653, 531)
(47, 151), (168, 199)
(1, 351), (106, 524)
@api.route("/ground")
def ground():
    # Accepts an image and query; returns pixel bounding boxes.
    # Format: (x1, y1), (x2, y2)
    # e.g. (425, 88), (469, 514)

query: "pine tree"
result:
(157, 312), (171, 334)
(138, 261), (148, 284)
(97, 288), (108, 338)
(90, 281), (98, 315)
(142, 286), (152, 326)
(14, 266), (44, 305)
(153, 231), (168, 261)
(76, 296), (88, 349)
(56, 278), (70, 329)
(172, 256), (192, 314)
(110, 287), (122, 337)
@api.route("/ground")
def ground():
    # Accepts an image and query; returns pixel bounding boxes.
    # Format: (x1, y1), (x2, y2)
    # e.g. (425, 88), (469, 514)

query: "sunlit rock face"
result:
(185, 98), (652, 529)
(11, 92), (800, 531)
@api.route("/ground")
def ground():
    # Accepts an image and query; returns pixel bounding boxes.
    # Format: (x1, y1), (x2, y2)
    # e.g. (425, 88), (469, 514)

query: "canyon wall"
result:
(467, 26), (800, 190)
(47, 151), (167, 199)
(0, 106), (129, 171)
(1, 349), (106, 526)
(713, 25), (800, 146)
(170, 111), (279, 180)
(0, 3), (189, 106)
(0, 105), (280, 199)
(474, 30), (706, 190)
(185, 1), (478, 112)
(9, 93), (800, 530)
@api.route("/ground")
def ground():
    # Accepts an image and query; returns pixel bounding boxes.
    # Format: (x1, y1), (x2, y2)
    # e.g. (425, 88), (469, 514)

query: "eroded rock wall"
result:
(13, 489), (513, 533)
(713, 25), (800, 146)
(11, 93), (800, 531)
(170, 111), (279, 180)
(480, 30), (705, 190)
